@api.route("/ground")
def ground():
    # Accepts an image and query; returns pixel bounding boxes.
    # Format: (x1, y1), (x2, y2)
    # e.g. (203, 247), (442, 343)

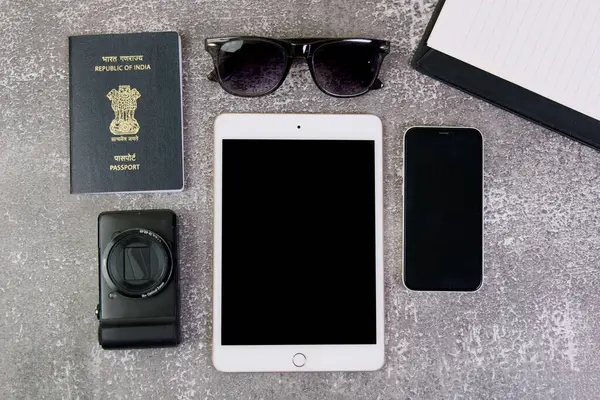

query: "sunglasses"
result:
(205, 37), (391, 98)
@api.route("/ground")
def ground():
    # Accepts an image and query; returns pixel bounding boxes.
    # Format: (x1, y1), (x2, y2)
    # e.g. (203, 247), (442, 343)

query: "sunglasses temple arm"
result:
(370, 78), (384, 90)
(207, 69), (219, 82)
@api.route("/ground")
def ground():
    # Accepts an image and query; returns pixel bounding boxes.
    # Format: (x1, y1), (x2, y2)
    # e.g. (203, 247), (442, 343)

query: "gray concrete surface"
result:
(1, 0), (599, 399)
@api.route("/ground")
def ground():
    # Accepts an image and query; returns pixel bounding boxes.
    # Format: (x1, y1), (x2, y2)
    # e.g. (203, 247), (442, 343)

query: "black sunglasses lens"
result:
(312, 42), (382, 96)
(217, 39), (287, 96)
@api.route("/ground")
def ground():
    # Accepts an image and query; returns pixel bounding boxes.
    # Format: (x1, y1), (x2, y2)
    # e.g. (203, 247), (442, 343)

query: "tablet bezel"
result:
(213, 113), (384, 372)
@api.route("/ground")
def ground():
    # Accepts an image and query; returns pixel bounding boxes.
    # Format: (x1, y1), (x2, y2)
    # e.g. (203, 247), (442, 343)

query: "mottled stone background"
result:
(1, 0), (599, 399)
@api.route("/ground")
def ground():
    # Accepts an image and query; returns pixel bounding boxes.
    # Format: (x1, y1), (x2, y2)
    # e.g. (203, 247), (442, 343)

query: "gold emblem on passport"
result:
(107, 85), (141, 135)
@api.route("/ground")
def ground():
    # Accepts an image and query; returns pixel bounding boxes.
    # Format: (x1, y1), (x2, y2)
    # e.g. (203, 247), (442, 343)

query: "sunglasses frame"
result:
(205, 37), (391, 98)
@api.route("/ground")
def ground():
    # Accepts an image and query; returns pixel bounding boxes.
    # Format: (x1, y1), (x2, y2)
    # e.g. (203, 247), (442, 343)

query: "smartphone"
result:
(403, 127), (483, 292)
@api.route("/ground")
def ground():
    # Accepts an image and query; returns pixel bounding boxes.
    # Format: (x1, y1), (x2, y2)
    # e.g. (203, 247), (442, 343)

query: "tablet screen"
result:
(221, 139), (376, 345)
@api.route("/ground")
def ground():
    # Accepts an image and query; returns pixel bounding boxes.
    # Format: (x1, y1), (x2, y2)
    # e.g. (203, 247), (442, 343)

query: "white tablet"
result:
(213, 113), (384, 372)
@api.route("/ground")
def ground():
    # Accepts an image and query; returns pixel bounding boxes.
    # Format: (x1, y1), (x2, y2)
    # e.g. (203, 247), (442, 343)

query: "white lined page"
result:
(428, 0), (600, 121)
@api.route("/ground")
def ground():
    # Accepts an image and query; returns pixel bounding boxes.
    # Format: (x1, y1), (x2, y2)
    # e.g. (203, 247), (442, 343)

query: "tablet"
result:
(213, 113), (384, 372)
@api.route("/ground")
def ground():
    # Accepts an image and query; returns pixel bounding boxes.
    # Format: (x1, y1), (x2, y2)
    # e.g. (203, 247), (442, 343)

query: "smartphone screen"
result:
(403, 127), (483, 291)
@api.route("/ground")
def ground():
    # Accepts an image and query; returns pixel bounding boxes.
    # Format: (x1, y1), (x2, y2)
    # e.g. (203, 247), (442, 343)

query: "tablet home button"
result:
(292, 353), (306, 367)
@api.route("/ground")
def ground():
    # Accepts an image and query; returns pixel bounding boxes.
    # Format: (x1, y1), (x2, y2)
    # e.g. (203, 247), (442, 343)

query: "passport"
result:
(69, 32), (183, 193)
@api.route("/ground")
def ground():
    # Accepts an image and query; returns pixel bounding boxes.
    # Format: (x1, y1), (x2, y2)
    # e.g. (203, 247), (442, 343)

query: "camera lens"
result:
(102, 228), (173, 298)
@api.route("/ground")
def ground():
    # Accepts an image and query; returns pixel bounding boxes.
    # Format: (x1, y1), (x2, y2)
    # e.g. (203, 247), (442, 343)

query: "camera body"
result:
(97, 210), (180, 349)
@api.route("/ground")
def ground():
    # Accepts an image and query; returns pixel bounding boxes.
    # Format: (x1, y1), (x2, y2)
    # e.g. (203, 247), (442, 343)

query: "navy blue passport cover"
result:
(69, 32), (183, 193)
(412, 0), (600, 151)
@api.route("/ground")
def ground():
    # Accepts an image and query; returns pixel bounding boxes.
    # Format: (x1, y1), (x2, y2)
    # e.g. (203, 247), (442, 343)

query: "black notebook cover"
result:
(69, 32), (183, 193)
(412, 0), (600, 151)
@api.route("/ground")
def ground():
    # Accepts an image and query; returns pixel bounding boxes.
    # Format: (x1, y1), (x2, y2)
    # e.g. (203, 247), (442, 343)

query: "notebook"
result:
(412, 0), (600, 150)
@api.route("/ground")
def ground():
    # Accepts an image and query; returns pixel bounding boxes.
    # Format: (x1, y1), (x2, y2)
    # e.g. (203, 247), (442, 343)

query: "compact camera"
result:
(96, 210), (180, 349)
